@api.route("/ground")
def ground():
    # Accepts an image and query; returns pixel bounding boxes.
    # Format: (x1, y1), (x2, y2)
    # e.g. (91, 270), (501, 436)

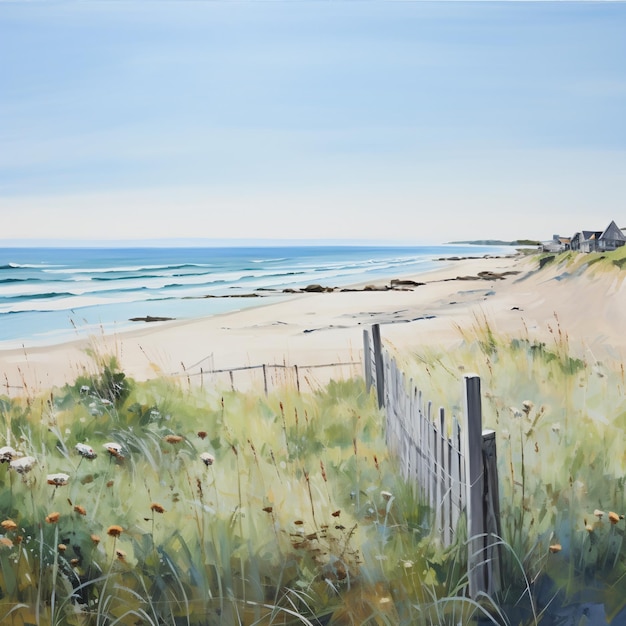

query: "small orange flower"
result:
(609, 512), (620, 525)
(150, 503), (165, 514)
(45, 512), (60, 524)
(107, 525), (123, 537)
(0, 537), (13, 549)
(1, 520), (17, 531)
(73, 505), (87, 516)
(115, 548), (126, 562)
(197, 431), (207, 440)
(90, 534), (101, 545)
(70, 558), (80, 566)
(549, 544), (562, 553)
(164, 434), (183, 444)
(58, 543), (67, 552)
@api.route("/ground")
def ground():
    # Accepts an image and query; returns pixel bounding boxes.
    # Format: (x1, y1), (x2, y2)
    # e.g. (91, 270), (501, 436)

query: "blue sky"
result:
(1, 1), (625, 244)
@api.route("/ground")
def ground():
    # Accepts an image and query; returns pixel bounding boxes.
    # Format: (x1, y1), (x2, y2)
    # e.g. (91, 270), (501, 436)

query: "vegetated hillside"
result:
(447, 239), (541, 246)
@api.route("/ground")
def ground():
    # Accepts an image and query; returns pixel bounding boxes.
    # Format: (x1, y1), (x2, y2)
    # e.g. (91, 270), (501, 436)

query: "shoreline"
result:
(2, 249), (624, 395)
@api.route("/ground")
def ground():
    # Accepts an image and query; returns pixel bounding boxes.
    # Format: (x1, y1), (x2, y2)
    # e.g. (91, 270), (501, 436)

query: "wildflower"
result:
(197, 431), (207, 440)
(1, 520), (17, 532)
(90, 534), (101, 545)
(115, 548), (126, 561)
(594, 509), (605, 519)
(402, 560), (414, 569)
(381, 490), (393, 502)
(164, 434), (183, 444)
(45, 512), (60, 524)
(58, 543), (67, 552)
(0, 446), (19, 463)
(549, 544), (562, 553)
(522, 400), (534, 414)
(73, 505), (87, 516)
(200, 452), (215, 467)
(609, 512), (620, 525)
(585, 524), (594, 533)
(9, 456), (37, 474)
(331, 510), (341, 517)
(107, 525), (123, 537)
(47, 473), (70, 487)
(75, 443), (97, 459)
(103, 442), (123, 459)
(150, 503), (165, 514)
(70, 558), (80, 566)
(0, 537), (13, 549)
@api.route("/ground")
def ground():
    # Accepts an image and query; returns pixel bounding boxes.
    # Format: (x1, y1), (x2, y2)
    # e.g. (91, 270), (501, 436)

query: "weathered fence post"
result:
(463, 374), (485, 599)
(464, 374), (502, 598)
(372, 324), (385, 408)
(482, 429), (502, 596)
(363, 329), (372, 392)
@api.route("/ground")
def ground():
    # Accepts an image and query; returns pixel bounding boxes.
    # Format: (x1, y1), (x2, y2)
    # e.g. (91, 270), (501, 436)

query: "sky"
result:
(1, 1), (625, 245)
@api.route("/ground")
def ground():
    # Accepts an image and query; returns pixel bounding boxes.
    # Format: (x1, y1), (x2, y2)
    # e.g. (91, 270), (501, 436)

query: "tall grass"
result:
(399, 312), (626, 618)
(0, 360), (475, 625)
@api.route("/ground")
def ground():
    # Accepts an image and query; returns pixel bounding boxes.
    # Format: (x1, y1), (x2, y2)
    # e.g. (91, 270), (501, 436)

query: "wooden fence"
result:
(170, 360), (362, 395)
(363, 324), (502, 599)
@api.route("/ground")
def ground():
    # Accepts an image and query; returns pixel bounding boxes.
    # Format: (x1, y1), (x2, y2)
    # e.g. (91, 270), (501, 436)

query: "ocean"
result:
(0, 245), (508, 348)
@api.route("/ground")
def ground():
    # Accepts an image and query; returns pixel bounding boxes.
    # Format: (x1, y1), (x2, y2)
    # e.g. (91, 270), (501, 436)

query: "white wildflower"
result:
(0, 446), (19, 463)
(75, 443), (97, 459)
(9, 456), (37, 474)
(200, 452), (215, 467)
(103, 442), (123, 459)
(47, 473), (70, 487)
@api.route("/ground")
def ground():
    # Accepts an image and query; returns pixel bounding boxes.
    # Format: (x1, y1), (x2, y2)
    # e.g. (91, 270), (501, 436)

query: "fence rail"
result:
(174, 360), (362, 394)
(363, 324), (502, 599)
(2, 360), (362, 398)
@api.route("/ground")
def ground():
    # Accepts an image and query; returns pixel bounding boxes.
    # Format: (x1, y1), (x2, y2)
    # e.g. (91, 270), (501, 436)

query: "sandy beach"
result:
(1, 251), (624, 395)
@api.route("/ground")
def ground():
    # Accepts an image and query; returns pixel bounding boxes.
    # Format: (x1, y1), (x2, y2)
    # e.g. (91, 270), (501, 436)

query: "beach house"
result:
(569, 221), (625, 253)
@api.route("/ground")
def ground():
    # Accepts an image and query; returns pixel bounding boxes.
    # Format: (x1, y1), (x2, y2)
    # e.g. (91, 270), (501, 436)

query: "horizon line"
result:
(0, 236), (530, 248)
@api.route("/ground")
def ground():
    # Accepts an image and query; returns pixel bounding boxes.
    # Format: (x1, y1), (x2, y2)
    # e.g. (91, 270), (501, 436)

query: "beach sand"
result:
(2, 252), (625, 395)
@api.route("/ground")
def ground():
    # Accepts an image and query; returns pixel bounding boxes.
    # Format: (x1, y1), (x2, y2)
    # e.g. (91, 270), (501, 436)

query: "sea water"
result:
(0, 245), (508, 347)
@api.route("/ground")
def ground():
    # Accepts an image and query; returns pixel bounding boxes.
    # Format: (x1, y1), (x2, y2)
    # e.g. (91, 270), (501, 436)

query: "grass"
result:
(0, 358), (482, 625)
(3, 283), (626, 623)
(397, 311), (626, 620)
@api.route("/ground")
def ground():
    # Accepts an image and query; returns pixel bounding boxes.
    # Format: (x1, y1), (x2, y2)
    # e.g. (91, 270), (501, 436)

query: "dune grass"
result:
(0, 355), (494, 625)
(396, 312), (626, 619)
(3, 287), (626, 624)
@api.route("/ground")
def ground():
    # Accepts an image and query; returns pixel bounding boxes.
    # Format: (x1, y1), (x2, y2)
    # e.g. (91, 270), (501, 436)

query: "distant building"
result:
(597, 220), (626, 251)
(569, 220), (625, 253)
(541, 234), (570, 253)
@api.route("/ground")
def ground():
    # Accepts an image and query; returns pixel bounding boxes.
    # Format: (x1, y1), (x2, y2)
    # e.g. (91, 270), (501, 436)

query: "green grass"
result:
(3, 301), (626, 624)
(0, 359), (485, 625)
(399, 313), (626, 618)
